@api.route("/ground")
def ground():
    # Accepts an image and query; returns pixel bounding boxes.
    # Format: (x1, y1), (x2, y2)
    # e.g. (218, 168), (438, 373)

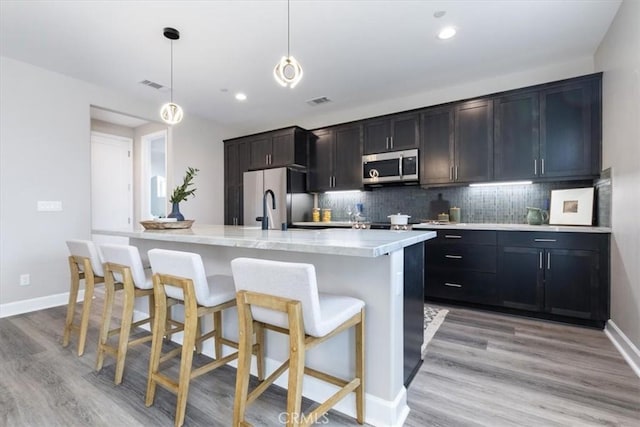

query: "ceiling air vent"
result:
(306, 96), (332, 106)
(139, 79), (165, 90)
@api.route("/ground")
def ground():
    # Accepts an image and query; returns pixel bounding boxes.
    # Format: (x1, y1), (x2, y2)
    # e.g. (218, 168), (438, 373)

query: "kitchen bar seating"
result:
(231, 257), (365, 427)
(146, 249), (241, 427)
(95, 244), (155, 384)
(63, 240), (105, 356)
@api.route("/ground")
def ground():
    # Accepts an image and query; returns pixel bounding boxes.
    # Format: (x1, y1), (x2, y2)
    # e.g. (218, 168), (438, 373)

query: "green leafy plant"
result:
(170, 167), (199, 203)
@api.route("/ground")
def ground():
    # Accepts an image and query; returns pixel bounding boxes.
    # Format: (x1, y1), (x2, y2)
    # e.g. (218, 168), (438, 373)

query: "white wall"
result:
(0, 56), (233, 309)
(595, 0), (640, 349)
(284, 56), (595, 132)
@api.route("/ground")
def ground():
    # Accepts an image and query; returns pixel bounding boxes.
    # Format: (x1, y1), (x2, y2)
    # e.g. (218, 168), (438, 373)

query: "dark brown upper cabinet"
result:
(539, 77), (601, 179)
(363, 112), (419, 154)
(308, 123), (363, 192)
(420, 99), (493, 185)
(495, 75), (601, 182)
(494, 91), (540, 180)
(246, 126), (309, 170)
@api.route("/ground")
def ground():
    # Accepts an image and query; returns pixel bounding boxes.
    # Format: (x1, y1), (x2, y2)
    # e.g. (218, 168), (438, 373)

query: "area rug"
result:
(422, 305), (449, 358)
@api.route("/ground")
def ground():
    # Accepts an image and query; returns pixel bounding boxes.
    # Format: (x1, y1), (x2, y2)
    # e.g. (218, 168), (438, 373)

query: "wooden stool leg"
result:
(286, 302), (305, 427)
(77, 265), (96, 356)
(355, 309), (365, 424)
(146, 282), (167, 408)
(213, 311), (222, 360)
(96, 277), (116, 372)
(255, 321), (265, 381)
(195, 316), (202, 354)
(233, 297), (254, 427)
(175, 303), (198, 427)
(63, 257), (80, 348)
(114, 280), (135, 385)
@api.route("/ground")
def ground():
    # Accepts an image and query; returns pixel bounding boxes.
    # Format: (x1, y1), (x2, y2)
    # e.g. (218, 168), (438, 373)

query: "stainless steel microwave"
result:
(362, 149), (418, 184)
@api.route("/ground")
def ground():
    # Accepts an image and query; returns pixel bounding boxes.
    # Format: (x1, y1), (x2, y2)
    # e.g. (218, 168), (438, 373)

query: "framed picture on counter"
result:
(549, 187), (594, 225)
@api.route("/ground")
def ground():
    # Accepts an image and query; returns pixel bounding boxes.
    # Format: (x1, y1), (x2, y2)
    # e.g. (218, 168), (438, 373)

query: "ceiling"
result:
(0, 1), (622, 133)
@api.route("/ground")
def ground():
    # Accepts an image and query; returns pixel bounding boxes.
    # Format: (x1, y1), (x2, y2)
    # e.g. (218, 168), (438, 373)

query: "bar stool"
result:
(231, 257), (365, 427)
(95, 244), (155, 384)
(145, 249), (243, 427)
(63, 239), (105, 356)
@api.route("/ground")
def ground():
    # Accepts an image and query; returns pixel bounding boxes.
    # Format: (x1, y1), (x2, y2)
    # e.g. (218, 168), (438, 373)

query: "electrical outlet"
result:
(20, 274), (30, 286)
(37, 201), (62, 211)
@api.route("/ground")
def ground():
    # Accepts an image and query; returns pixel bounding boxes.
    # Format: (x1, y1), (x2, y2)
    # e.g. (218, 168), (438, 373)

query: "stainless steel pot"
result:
(388, 213), (411, 225)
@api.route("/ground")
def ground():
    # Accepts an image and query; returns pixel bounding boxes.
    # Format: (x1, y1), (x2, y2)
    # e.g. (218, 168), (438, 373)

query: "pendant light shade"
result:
(161, 27), (183, 125)
(273, 0), (303, 88)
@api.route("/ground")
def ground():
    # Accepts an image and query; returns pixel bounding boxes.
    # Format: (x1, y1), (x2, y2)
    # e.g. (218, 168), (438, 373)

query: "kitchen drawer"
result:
(427, 244), (496, 273)
(428, 229), (497, 245)
(497, 231), (603, 251)
(426, 269), (498, 305)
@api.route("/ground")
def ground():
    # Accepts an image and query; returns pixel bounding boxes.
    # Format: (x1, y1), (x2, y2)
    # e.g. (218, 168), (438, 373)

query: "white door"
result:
(91, 132), (133, 245)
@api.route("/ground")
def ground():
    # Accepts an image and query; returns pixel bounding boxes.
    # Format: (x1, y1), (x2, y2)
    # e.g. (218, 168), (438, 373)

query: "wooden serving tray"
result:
(140, 220), (194, 230)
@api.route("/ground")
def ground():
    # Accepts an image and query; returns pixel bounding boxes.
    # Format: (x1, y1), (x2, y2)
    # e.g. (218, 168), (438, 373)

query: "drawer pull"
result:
(445, 255), (463, 259)
(445, 235), (462, 239)
(534, 238), (557, 242)
(444, 282), (462, 288)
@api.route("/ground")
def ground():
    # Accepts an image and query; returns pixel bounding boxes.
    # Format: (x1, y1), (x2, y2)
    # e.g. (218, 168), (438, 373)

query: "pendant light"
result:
(160, 27), (183, 125)
(273, 0), (303, 88)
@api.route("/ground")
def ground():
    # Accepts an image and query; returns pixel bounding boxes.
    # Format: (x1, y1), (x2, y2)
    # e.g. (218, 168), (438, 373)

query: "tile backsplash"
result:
(318, 180), (603, 225)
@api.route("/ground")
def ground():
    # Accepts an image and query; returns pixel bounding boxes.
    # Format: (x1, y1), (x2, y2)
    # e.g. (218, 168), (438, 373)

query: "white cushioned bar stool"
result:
(146, 248), (245, 427)
(63, 240), (105, 356)
(96, 244), (155, 385)
(231, 257), (365, 427)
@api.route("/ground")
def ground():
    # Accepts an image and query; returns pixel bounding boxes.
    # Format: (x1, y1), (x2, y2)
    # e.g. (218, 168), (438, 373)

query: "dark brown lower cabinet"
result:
(425, 229), (610, 328)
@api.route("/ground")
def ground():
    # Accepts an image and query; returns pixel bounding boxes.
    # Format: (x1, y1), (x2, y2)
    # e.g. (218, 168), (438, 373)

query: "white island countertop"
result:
(93, 224), (436, 258)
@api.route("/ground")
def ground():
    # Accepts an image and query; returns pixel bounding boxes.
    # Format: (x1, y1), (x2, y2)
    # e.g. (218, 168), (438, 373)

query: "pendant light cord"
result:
(287, 0), (291, 57)
(170, 40), (174, 103)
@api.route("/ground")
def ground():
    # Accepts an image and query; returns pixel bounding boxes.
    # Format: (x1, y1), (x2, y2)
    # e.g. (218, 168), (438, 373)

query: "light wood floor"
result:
(1, 294), (638, 426)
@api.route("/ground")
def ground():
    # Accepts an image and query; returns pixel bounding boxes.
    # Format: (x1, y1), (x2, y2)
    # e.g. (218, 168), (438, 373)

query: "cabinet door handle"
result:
(534, 159), (538, 175)
(445, 255), (463, 259)
(444, 282), (462, 288)
(332, 176), (336, 187)
(450, 166), (453, 181)
(455, 165), (458, 181)
(385, 137), (390, 150)
(265, 154), (269, 165)
(445, 235), (462, 239)
(534, 238), (556, 242)
(398, 155), (403, 177)
(329, 177), (333, 188)
(390, 136), (394, 149)
(541, 158), (545, 175)
(547, 252), (551, 270)
(539, 251), (543, 269)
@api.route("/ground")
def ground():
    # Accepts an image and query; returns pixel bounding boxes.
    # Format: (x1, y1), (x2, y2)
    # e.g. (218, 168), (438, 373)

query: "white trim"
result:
(605, 319), (640, 378)
(0, 290), (84, 319)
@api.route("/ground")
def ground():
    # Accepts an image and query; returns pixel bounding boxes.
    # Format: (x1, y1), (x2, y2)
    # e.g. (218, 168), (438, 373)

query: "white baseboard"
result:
(0, 290), (84, 319)
(605, 319), (640, 378)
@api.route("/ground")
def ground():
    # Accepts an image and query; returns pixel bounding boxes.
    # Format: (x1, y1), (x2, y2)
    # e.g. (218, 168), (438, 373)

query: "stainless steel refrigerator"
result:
(243, 167), (313, 229)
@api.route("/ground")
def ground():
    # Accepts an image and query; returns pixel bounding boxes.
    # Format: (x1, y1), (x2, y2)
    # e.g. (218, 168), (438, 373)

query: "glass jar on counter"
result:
(312, 208), (320, 222)
(322, 209), (332, 222)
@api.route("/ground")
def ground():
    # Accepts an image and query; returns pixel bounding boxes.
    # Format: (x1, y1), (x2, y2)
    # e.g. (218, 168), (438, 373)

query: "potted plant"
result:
(168, 167), (199, 221)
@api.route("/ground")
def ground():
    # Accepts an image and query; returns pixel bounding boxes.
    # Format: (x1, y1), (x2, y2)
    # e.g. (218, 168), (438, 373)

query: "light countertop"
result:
(93, 224), (436, 258)
(412, 223), (611, 233)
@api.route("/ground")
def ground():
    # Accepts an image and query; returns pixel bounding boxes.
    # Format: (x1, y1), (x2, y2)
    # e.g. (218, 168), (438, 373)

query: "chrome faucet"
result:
(262, 189), (276, 230)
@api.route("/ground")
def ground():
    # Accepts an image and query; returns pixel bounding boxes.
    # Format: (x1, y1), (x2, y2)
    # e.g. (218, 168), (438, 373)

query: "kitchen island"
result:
(93, 225), (436, 427)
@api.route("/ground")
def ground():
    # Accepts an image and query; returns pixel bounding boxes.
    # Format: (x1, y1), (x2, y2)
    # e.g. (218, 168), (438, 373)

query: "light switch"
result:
(37, 201), (62, 211)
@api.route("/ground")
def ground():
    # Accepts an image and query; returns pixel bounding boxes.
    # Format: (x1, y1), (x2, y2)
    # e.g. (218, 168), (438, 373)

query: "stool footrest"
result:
(247, 360), (290, 405)
(302, 378), (361, 427)
(191, 351), (238, 380)
(151, 372), (179, 394)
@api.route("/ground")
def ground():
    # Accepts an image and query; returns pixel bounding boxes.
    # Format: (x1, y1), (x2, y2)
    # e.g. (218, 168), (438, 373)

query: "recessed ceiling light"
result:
(438, 26), (457, 40)
(235, 93), (247, 101)
(433, 10), (446, 18)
